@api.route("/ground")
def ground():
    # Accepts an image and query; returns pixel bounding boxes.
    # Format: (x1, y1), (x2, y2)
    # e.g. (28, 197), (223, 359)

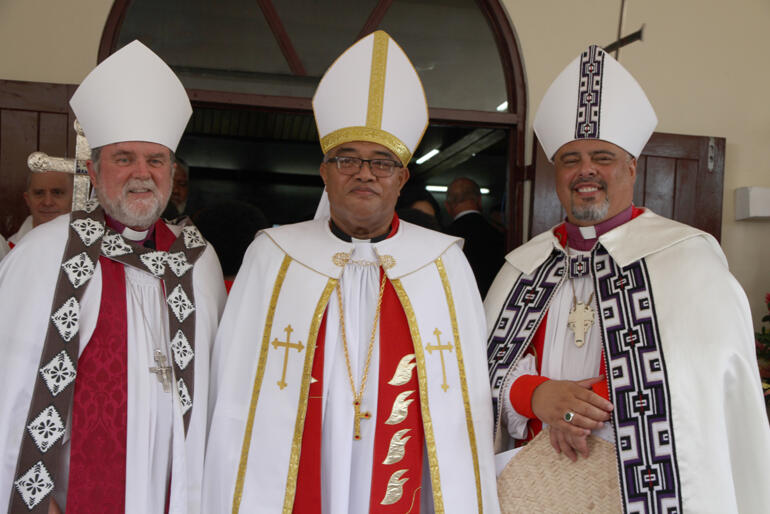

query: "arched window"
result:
(103, 0), (527, 245)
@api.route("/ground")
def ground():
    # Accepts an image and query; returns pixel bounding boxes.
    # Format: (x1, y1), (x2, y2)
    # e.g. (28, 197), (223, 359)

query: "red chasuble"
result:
(294, 218), (424, 513)
(65, 220), (175, 512)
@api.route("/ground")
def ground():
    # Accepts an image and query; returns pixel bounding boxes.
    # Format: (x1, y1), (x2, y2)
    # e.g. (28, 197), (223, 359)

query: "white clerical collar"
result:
(122, 226), (150, 241)
(578, 225), (597, 239)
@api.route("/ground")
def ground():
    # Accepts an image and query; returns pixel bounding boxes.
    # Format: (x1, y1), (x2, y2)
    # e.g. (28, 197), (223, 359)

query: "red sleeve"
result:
(510, 374), (549, 419)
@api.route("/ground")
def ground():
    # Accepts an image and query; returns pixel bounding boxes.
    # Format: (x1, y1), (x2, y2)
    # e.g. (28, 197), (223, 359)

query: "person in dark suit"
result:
(445, 177), (505, 297)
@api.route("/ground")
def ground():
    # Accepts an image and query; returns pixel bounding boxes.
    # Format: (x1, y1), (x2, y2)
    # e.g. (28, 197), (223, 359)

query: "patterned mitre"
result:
(70, 40), (192, 152)
(534, 44), (657, 161)
(313, 30), (429, 166)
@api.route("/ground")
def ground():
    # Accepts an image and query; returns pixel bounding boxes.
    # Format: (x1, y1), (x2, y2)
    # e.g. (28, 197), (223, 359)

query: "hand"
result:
(531, 376), (613, 461)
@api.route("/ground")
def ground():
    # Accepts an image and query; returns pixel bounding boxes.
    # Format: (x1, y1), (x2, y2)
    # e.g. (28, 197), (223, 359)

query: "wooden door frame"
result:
(98, 0), (529, 249)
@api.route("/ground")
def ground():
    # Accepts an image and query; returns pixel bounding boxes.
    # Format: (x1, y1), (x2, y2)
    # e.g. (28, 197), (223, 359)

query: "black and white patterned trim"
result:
(487, 250), (565, 425)
(593, 246), (682, 513)
(575, 45), (605, 140)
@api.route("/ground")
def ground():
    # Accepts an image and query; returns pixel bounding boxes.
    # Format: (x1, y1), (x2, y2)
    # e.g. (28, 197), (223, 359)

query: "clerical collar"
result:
(564, 206), (634, 251)
(329, 215), (398, 243)
(105, 214), (156, 247)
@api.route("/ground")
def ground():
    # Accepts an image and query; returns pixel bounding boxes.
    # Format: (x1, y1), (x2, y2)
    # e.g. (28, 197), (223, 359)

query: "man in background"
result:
(445, 177), (505, 297)
(8, 170), (73, 247)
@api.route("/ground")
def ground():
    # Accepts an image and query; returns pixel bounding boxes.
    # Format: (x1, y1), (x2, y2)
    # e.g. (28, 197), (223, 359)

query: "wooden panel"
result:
(0, 110), (38, 235)
(530, 141), (564, 236)
(39, 112), (69, 157)
(0, 80), (71, 113)
(643, 156), (675, 218)
(673, 158), (697, 227)
(633, 155), (647, 207)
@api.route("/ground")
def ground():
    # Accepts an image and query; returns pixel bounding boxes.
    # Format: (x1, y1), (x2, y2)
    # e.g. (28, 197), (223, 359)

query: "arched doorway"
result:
(100, 0), (528, 246)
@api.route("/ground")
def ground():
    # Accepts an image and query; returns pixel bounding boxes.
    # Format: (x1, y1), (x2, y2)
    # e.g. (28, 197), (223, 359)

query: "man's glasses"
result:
(325, 156), (401, 177)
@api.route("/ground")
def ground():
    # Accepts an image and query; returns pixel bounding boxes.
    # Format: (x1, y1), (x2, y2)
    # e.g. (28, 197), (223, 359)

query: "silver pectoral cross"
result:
(149, 349), (173, 392)
(567, 301), (595, 348)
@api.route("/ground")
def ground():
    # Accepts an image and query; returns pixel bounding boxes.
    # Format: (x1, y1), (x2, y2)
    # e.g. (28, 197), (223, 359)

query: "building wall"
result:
(1, 0), (768, 328)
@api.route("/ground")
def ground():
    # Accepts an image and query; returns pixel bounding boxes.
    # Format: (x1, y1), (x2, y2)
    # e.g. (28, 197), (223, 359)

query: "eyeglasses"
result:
(324, 156), (401, 177)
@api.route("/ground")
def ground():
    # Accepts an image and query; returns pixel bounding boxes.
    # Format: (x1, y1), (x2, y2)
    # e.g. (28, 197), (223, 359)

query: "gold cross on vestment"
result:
(352, 400), (372, 440)
(426, 328), (453, 392)
(567, 301), (595, 348)
(271, 324), (304, 390)
(149, 349), (172, 392)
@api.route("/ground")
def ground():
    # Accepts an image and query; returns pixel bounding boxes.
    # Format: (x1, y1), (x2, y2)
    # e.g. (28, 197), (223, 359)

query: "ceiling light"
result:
(415, 148), (440, 165)
(496, 101), (508, 112)
(425, 185), (447, 192)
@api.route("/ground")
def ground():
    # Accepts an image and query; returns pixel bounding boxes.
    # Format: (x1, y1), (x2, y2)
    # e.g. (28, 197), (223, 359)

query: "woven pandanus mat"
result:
(497, 428), (622, 513)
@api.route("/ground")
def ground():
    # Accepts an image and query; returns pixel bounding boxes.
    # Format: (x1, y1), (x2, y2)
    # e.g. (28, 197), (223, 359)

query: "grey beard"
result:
(571, 197), (610, 223)
(96, 181), (169, 229)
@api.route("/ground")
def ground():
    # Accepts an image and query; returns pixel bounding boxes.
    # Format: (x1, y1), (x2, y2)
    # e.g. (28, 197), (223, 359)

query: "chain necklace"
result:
(335, 271), (387, 440)
(565, 244), (595, 348)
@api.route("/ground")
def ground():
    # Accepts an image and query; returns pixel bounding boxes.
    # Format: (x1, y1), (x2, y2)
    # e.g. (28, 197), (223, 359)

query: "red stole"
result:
(294, 250), (424, 512)
(65, 219), (175, 511)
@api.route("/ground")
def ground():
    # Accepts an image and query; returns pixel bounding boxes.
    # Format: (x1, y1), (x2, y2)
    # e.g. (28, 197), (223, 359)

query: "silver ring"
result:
(563, 411), (575, 423)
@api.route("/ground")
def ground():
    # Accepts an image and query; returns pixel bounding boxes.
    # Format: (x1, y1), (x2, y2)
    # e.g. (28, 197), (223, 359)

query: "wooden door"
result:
(0, 79), (77, 238)
(530, 132), (725, 241)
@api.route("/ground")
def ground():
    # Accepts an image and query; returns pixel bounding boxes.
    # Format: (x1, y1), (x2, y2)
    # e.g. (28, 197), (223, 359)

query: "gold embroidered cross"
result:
(271, 324), (304, 390)
(426, 328), (453, 392)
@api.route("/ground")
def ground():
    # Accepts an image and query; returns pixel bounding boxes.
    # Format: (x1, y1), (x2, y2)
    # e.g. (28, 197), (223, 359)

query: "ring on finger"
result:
(563, 410), (575, 423)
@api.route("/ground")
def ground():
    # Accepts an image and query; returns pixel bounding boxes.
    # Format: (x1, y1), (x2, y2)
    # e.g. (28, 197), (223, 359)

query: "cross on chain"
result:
(271, 324), (304, 390)
(352, 400), (371, 441)
(149, 349), (173, 392)
(426, 328), (453, 392)
(567, 301), (594, 348)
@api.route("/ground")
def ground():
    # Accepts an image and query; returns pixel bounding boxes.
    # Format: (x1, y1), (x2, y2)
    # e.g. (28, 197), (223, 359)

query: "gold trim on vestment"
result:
(366, 30), (388, 130)
(232, 254), (292, 514)
(282, 278), (337, 513)
(320, 127), (411, 167)
(391, 279), (444, 514)
(436, 258), (483, 513)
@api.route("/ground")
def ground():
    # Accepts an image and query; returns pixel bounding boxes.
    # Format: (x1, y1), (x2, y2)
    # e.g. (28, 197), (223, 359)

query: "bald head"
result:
(445, 177), (482, 219)
(23, 171), (74, 226)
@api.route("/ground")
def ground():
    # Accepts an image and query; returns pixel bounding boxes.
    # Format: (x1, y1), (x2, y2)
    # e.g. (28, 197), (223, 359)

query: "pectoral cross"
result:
(352, 400), (371, 440)
(149, 349), (172, 392)
(271, 324), (304, 390)
(567, 301), (595, 348)
(426, 328), (453, 392)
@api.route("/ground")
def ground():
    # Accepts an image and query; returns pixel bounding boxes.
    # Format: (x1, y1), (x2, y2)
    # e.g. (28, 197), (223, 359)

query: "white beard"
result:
(97, 178), (170, 229)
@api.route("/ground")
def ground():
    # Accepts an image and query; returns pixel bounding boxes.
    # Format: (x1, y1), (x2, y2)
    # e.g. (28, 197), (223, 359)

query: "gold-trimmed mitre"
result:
(70, 40), (192, 152)
(312, 30), (428, 166)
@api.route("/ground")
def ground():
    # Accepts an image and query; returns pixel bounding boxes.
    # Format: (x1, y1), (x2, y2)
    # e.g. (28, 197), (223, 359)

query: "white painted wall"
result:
(0, 0), (767, 328)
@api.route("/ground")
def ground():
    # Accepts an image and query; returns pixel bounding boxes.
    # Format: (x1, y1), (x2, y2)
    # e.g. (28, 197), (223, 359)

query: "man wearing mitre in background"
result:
(0, 41), (226, 513)
(486, 45), (770, 512)
(203, 30), (499, 514)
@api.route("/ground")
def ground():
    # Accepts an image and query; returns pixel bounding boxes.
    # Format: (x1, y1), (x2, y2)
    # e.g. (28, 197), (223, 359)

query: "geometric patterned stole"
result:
(487, 249), (566, 427)
(487, 243), (682, 513)
(592, 246), (682, 514)
(9, 202), (207, 512)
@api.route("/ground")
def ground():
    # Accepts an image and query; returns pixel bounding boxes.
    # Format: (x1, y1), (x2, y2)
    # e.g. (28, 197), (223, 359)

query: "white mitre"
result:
(313, 30), (428, 166)
(534, 44), (657, 161)
(70, 40), (192, 152)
